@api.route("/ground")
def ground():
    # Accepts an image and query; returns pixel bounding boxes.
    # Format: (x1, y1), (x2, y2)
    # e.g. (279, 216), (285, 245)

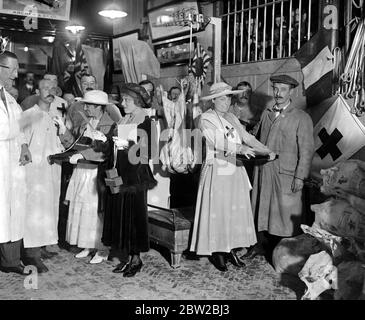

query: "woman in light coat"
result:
(190, 82), (275, 272)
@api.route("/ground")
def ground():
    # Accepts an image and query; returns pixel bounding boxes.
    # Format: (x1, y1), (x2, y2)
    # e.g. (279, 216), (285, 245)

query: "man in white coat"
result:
(0, 51), (33, 275)
(22, 79), (66, 273)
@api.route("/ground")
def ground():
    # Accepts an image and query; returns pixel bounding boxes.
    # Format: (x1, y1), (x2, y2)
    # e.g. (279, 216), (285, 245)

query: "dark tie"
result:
(272, 105), (283, 113)
(0, 87), (8, 114)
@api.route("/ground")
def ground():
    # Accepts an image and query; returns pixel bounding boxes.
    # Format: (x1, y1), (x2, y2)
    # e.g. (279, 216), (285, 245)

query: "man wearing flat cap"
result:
(249, 74), (314, 257)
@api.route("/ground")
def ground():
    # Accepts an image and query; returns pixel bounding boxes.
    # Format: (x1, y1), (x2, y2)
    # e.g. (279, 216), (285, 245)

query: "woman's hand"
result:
(113, 136), (129, 150)
(69, 153), (84, 164)
(268, 151), (277, 161)
(239, 145), (256, 159)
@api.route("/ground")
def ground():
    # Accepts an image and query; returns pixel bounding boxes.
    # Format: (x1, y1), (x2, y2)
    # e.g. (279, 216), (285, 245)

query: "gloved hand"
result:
(53, 116), (67, 135)
(112, 136), (129, 150)
(69, 153), (84, 164)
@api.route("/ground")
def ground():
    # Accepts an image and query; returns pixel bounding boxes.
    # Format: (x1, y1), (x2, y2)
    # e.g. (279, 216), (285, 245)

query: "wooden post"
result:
(209, 17), (222, 83)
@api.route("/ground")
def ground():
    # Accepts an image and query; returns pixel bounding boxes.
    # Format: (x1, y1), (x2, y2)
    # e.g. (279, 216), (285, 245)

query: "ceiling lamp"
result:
(65, 22), (85, 34)
(98, 4), (127, 20)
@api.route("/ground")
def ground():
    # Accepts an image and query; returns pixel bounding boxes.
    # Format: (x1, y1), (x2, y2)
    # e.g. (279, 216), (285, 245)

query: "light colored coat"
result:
(22, 105), (64, 248)
(0, 87), (27, 243)
(251, 102), (314, 236)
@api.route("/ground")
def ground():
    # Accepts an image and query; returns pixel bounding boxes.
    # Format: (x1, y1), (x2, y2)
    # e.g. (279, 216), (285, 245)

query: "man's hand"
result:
(291, 177), (304, 193)
(69, 153), (84, 164)
(19, 144), (32, 166)
(53, 116), (67, 135)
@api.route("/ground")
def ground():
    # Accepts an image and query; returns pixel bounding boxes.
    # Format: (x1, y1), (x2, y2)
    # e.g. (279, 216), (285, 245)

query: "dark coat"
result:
(102, 116), (157, 253)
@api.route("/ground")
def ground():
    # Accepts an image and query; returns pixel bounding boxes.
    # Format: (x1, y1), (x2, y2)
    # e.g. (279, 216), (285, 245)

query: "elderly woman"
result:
(190, 82), (275, 272)
(102, 83), (157, 277)
(58, 90), (117, 264)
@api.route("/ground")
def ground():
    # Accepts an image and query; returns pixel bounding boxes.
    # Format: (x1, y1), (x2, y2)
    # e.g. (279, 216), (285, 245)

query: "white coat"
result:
(23, 105), (63, 248)
(0, 87), (27, 243)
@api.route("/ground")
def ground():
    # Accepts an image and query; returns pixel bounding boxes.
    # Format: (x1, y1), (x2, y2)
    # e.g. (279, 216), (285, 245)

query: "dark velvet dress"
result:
(102, 116), (157, 254)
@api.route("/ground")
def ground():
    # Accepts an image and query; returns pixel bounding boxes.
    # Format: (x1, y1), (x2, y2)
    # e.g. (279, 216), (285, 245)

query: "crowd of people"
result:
(0, 49), (315, 278)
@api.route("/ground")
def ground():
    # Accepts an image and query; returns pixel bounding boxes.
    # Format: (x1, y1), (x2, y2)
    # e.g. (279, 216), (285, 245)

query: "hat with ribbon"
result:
(201, 82), (243, 100)
(79, 90), (112, 105)
(120, 83), (151, 108)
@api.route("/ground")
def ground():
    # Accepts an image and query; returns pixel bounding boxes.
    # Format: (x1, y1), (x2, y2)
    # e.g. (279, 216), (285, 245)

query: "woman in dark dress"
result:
(102, 83), (157, 277)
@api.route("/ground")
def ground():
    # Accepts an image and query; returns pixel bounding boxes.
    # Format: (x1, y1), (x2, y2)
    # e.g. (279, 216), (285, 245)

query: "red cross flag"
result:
(311, 94), (365, 179)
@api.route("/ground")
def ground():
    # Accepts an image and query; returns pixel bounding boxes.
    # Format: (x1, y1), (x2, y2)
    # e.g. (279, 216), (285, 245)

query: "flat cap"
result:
(270, 74), (299, 87)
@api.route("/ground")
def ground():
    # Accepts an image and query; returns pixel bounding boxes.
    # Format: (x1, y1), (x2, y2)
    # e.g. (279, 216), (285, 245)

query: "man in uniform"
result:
(249, 74), (314, 260)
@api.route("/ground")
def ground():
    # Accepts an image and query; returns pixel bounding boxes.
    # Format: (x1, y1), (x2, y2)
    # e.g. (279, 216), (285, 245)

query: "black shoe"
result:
(123, 261), (143, 277)
(112, 261), (129, 274)
(227, 250), (246, 268)
(0, 265), (30, 275)
(243, 245), (265, 259)
(68, 246), (82, 254)
(209, 254), (228, 272)
(22, 258), (49, 274)
(41, 247), (58, 260)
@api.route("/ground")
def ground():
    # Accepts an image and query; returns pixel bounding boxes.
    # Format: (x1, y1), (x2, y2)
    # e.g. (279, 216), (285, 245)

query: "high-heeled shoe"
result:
(227, 250), (246, 268)
(112, 261), (129, 273)
(208, 253), (228, 272)
(123, 260), (143, 277)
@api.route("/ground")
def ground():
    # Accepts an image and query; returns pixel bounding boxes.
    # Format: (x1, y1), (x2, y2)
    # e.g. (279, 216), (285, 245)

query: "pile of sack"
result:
(272, 160), (365, 300)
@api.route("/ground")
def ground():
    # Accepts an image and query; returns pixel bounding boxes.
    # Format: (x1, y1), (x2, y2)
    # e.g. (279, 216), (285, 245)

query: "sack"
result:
(299, 251), (337, 300)
(320, 160), (365, 199)
(272, 233), (325, 275)
(311, 199), (365, 240)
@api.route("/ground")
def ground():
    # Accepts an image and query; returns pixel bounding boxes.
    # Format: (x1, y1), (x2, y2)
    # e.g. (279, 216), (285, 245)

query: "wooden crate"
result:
(148, 205), (195, 268)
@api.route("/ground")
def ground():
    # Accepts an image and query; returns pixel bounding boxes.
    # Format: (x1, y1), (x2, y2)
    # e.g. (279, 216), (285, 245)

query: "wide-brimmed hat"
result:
(201, 82), (243, 100)
(79, 90), (112, 105)
(120, 83), (151, 108)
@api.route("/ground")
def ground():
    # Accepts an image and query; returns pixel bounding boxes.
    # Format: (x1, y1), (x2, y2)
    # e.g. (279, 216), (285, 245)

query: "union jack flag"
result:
(74, 37), (89, 81)
(63, 37), (89, 96)
(191, 42), (210, 86)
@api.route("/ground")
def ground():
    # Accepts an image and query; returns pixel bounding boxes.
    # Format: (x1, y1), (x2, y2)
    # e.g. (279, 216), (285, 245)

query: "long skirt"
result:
(190, 160), (257, 255)
(65, 163), (105, 250)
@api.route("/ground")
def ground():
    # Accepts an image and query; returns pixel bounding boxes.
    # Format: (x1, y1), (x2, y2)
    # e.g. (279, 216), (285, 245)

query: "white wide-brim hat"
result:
(79, 90), (112, 105)
(201, 82), (243, 100)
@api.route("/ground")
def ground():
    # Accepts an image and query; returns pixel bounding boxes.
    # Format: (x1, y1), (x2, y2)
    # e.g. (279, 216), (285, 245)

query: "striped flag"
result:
(294, 28), (335, 108)
(294, 0), (339, 107)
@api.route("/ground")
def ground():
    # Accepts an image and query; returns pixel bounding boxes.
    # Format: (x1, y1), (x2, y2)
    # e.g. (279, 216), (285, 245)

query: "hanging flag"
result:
(74, 37), (89, 81)
(63, 37), (89, 97)
(191, 42), (210, 85)
(294, 0), (339, 107)
(311, 94), (365, 178)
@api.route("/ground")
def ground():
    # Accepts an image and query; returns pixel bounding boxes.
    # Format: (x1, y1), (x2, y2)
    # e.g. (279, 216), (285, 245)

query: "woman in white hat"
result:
(61, 90), (116, 264)
(190, 82), (275, 271)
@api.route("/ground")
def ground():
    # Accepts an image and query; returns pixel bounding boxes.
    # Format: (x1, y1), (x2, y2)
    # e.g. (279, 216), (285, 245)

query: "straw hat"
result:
(79, 90), (112, 105)
(201, 82), (244, 100)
